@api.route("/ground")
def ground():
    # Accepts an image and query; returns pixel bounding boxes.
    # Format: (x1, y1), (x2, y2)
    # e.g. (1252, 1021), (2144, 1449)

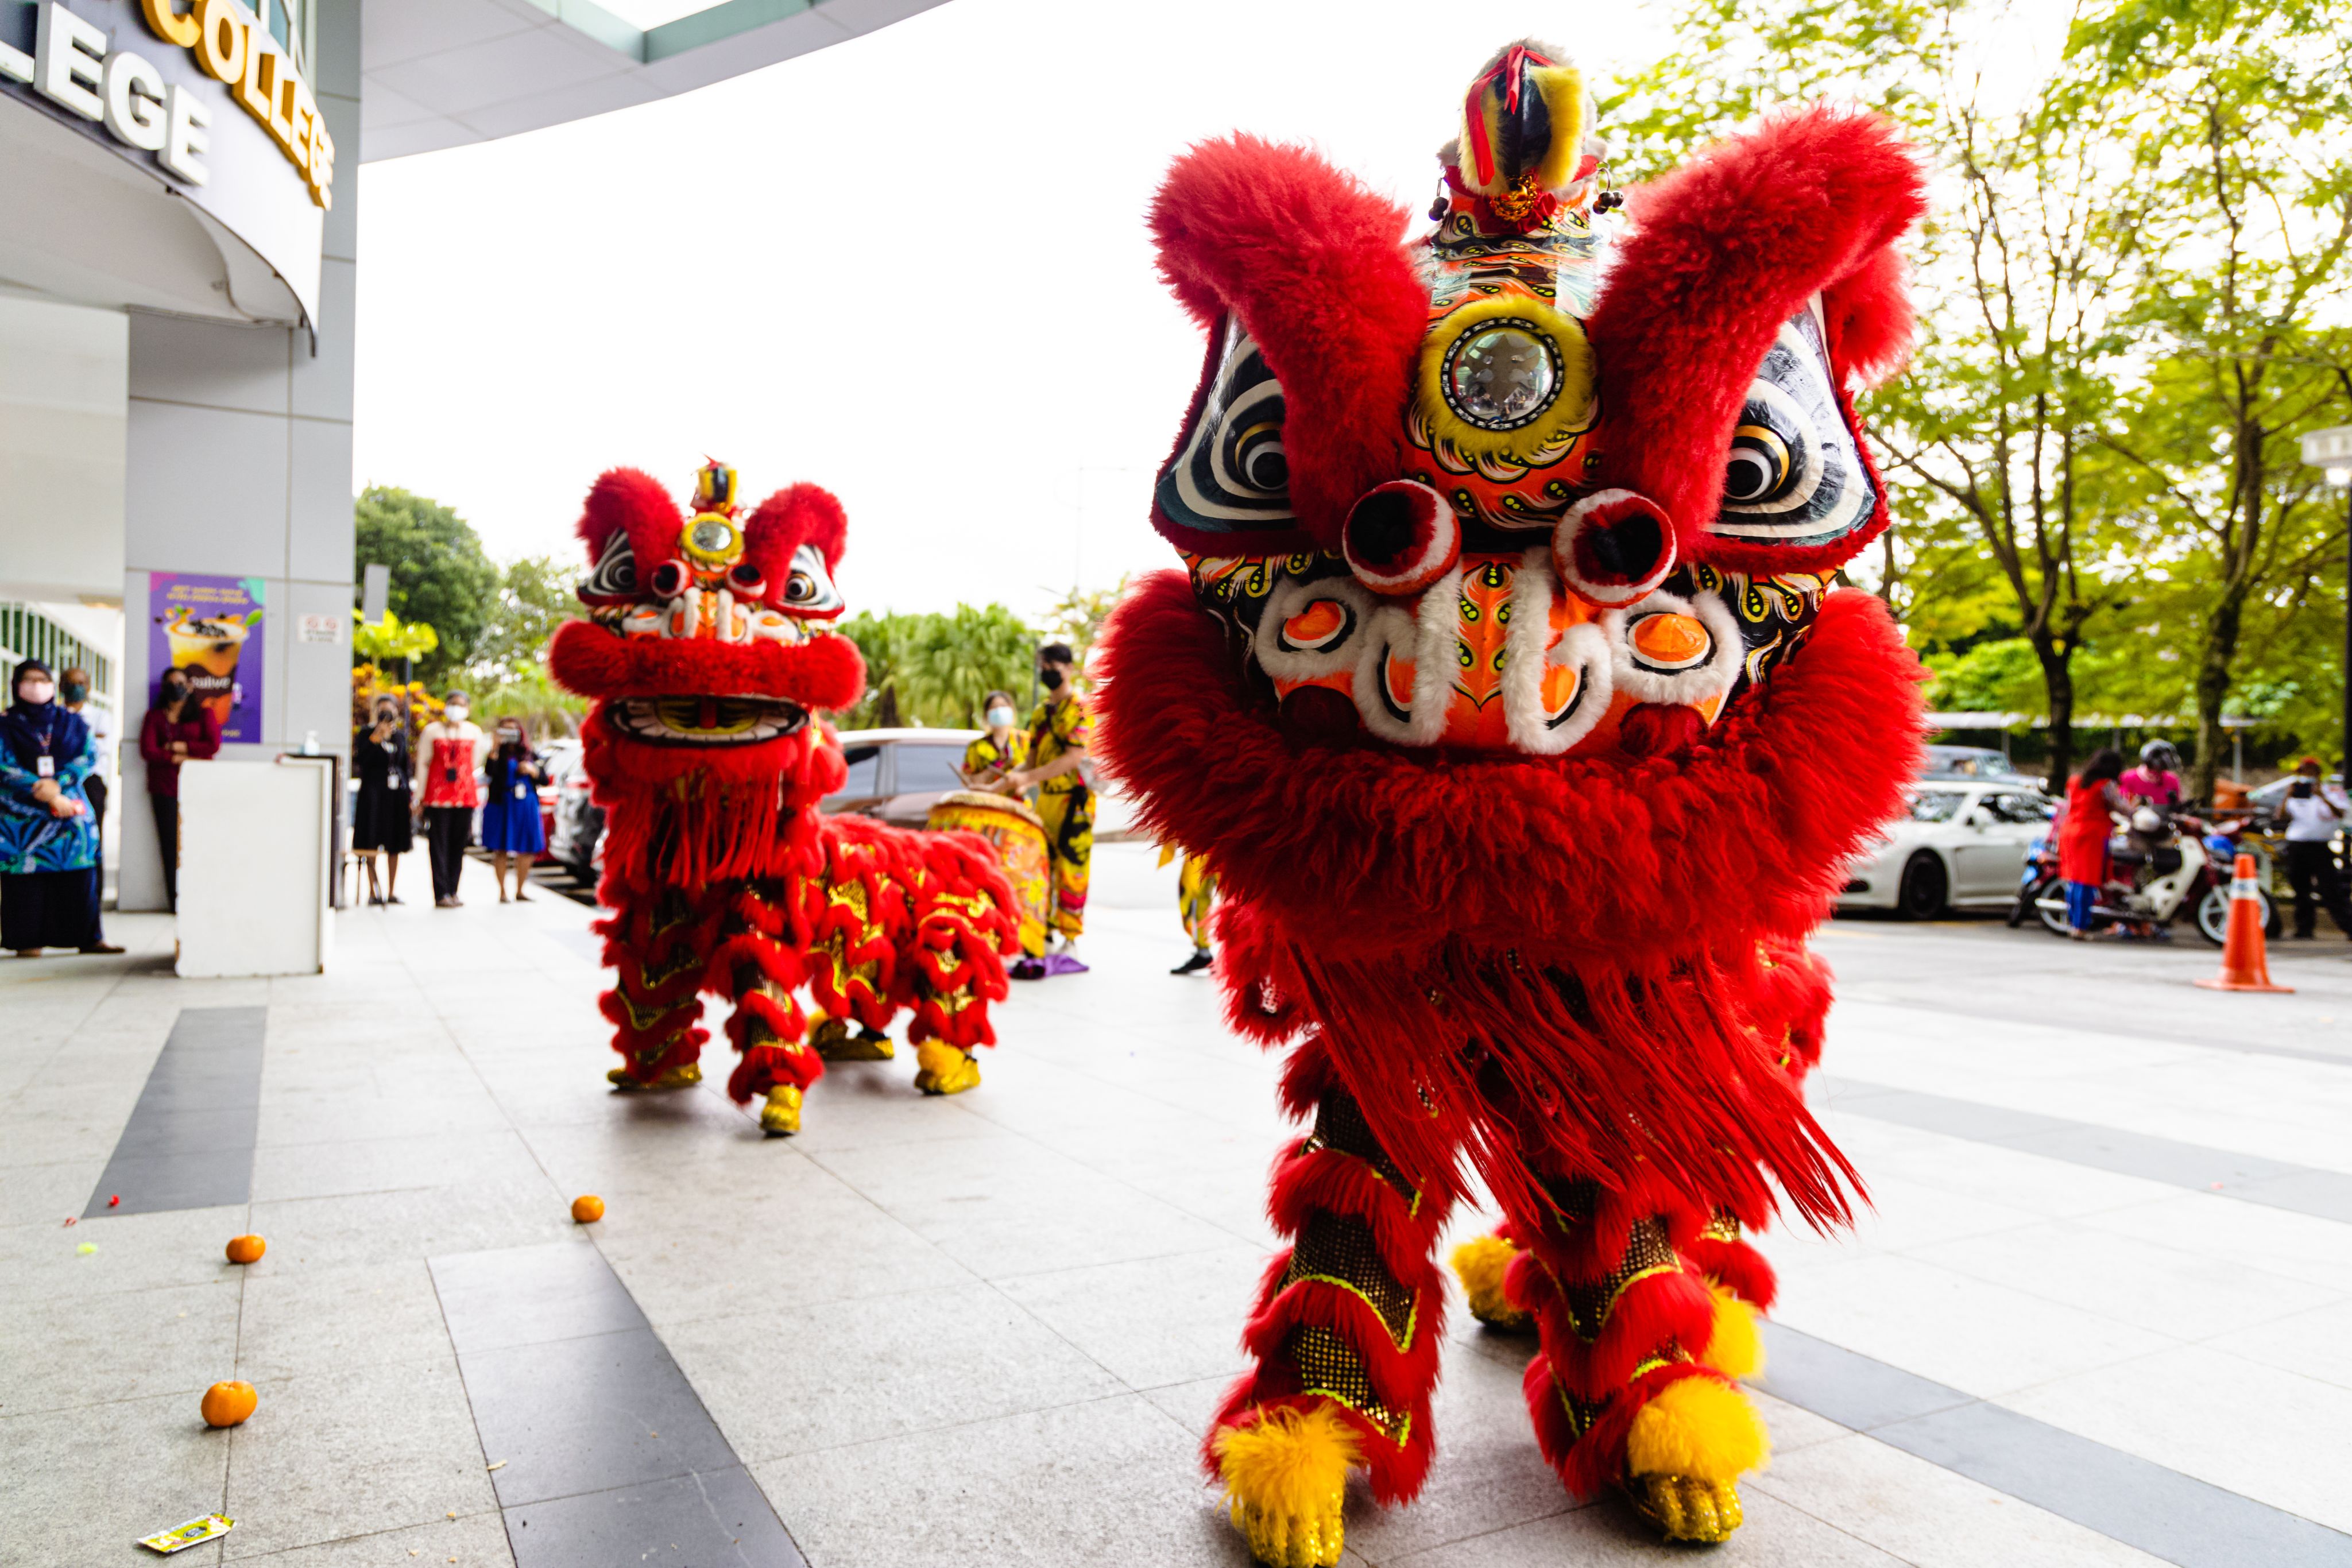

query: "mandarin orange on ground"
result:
(225, 1234), (266, 1264)
(571, 1195), (605, 1223)
(200, 1381), (257, 1428)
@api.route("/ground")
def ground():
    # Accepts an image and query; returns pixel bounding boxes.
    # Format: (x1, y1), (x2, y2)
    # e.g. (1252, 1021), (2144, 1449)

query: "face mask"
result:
(985, 706), (1015, 729)
(60, 682), (87, 704)
(18, 680), (54, 706)
(444, 704), (468, 723)
(1038, 668), (1065, 692)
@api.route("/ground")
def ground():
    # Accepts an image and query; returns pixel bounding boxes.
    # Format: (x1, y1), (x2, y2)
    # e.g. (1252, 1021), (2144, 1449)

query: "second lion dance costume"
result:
(549, 463), (1018, 1135)
(1093, 43), (1926, 1562)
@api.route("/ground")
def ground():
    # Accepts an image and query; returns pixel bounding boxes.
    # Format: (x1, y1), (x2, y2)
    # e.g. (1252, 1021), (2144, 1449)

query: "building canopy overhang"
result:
(362, 0), (949, 162)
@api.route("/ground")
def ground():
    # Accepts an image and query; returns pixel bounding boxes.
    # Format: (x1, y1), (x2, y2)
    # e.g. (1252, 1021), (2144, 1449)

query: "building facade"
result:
(1, 0), (942, 913)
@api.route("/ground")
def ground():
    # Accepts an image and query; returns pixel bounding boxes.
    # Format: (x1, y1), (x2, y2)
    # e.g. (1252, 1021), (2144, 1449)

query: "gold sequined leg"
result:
(1213, 1083), (1451, 1563)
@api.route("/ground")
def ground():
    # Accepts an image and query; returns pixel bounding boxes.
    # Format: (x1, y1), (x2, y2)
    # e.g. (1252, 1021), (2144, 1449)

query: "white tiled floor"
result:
(2, 843), (2347, 1566)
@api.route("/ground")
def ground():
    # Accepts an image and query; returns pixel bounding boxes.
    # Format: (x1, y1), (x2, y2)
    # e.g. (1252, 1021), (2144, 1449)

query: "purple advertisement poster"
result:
(149, 574), (266, 745)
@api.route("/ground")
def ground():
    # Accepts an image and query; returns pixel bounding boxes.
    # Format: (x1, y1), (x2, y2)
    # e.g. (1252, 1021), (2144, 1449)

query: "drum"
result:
(926, 790), (1052, 957)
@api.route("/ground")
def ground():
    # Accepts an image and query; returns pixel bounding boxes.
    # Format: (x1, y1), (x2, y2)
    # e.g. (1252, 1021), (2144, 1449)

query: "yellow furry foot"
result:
(1629, 1472), (1744, 1543)
(912, 1039), (980, 1095)
(813, 1018), (895, 1062)
(759, 1083), (802, 1136)
(1623, 1375), (1767, 1542)
(1699, 1281), (1763, 1380)
(608, 1062), (702, 1091)
(1449, 1233), (1531, 1331)
(1214, 1404), (1357, 1567)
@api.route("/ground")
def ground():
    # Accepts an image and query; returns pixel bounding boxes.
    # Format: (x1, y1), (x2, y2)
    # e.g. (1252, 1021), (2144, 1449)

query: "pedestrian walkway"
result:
(3, 846), (2348, 1566)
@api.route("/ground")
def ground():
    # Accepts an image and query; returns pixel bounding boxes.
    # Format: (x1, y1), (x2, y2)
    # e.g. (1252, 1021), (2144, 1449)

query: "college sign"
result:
(0, 0), (330, 324)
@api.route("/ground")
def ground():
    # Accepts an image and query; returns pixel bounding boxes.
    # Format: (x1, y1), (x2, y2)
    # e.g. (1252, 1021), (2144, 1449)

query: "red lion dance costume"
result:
(550, 462), (1016, 1135)
(1093, 43), (1925, 1561)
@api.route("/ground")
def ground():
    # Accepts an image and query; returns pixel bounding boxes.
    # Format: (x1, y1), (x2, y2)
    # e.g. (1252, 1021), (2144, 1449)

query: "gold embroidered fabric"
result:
(1303, 1092), (1416, 1201)
(1286, 1325), (1410, 1444)
(1285, 1213), (1417, 1348)
(1560, 1215), (1678, 1341)
(1700, 1209), (1742, 1244)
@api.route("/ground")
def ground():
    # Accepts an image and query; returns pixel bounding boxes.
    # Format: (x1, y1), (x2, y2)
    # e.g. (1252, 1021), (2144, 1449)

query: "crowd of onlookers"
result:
(350, 690), (547, 908)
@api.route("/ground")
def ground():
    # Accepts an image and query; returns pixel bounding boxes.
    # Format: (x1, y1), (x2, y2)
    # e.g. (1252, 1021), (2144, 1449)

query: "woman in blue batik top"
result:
(1, 659), (120, 956)
(478, 717), (549, 904)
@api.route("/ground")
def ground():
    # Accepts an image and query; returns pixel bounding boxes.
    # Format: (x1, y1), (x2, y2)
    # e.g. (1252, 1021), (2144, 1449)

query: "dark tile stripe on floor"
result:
(429, 1238), (804, 1568)
(1759, 1322), (2352, 1568)
(1812, 1074), (2352, 1224)
(84, 1005), (266, 1218)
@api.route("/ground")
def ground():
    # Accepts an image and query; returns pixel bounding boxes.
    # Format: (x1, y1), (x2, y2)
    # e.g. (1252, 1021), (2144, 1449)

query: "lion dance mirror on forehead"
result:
(550, 461), (1019, 1136)
(1093, 40), (1928, 1560)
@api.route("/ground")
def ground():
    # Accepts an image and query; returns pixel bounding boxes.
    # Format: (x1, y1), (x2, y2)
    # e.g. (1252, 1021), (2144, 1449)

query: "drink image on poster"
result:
(149, 575), (265, 744)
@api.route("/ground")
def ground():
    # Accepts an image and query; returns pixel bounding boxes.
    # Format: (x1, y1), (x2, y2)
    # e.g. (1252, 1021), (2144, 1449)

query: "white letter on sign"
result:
(161, 82), (211, 184)
(34, 1), (107, 121)
(104, 51), (170, 152)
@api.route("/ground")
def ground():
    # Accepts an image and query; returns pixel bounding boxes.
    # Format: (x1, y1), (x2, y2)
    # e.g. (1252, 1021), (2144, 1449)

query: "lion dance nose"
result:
(1553, 489), (1676, 607)
(1343, 481), (1459, 595)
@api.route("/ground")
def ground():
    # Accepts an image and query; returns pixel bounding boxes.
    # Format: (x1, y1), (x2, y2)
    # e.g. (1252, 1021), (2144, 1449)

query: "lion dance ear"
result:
(744, 484), (848, 576)
(576, 467), (685, 604)
(1149, 134), (1428, 549)
(1585, 109), (1925, 576)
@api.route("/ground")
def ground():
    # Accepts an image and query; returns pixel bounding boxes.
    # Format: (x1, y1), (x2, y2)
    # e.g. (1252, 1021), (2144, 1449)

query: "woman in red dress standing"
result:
(2059, 747), (2127, 939)
(414, 692), (489, 907)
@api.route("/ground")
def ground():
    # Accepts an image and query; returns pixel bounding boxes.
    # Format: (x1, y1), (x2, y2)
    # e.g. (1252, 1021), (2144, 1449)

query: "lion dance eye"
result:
(1231, 421), (1287, 494)
(1725, 424), (1793, 503)
(777, 543), (843, 616)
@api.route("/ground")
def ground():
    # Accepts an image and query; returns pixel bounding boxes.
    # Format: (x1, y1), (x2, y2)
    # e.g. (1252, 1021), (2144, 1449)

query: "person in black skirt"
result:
(352, 696), (414, 905)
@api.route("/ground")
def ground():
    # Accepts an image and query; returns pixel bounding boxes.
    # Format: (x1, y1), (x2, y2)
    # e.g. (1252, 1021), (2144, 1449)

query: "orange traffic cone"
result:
(2195, 854), (2292, 993)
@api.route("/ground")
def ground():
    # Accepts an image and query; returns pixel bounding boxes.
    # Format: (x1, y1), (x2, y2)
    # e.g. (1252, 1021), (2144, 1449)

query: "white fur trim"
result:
(1355, 567), (1459, 746)
(1502, 548), (1612, 755)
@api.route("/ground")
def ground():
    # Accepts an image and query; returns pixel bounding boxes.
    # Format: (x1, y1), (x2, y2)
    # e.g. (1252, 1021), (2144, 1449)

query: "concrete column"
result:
(117, 0), (361, 912)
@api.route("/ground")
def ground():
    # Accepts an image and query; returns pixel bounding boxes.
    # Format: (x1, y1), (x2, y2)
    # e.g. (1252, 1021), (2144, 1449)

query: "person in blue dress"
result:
(479, 717), (549, 903)
(1, 659), (120, 956)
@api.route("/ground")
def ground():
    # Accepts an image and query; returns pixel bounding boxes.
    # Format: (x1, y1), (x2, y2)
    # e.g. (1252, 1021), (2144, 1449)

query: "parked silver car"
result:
(1839, 781), (2056, 919)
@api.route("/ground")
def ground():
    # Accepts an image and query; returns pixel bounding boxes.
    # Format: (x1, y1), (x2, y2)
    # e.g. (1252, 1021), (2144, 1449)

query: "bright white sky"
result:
(351, 0), (2061, 621)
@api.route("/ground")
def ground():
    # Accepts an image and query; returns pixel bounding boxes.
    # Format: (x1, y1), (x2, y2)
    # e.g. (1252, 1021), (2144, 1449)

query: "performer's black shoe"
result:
(1172, 948), (1213, 975)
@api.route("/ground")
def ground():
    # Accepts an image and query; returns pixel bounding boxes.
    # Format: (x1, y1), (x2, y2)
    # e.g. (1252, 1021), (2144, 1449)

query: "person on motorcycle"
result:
(2060, 748), (2129, 939)
(2120, 741), (2184, 807)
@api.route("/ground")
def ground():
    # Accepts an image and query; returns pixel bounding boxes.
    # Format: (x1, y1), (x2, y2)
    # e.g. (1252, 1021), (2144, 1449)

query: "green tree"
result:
(836, 605), (1035, 729)
(353, 486), (498, 687)
(1039, 578), (1129, 677)
(2060, 0), (2352, 797)
(467, 553), (584, 729)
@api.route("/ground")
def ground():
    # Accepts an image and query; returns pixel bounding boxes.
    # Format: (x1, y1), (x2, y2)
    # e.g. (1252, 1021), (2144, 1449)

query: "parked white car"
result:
(1838, 781), (2055, 919)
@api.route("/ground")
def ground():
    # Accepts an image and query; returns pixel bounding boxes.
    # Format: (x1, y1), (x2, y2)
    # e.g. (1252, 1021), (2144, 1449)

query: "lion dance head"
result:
(548, 461), (866, 896)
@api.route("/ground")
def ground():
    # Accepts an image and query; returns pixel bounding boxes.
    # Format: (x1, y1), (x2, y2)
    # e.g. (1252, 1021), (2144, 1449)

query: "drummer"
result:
(960, 691), (1029, 795)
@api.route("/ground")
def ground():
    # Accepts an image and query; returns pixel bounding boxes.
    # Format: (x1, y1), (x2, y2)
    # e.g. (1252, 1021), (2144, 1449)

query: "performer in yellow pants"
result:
(1161, 845), (1217, 974)
(1009, 642), (1092, 974)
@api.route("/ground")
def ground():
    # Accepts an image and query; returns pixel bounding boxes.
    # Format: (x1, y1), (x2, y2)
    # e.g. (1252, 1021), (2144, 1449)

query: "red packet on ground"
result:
(138, 1515), (234, 1554)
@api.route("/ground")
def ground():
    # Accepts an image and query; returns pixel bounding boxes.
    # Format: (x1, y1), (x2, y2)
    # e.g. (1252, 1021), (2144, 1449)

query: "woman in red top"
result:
(414, 692), (489, 907)
(138, 668), (223, 911)
(2059, 747), (2127, 939)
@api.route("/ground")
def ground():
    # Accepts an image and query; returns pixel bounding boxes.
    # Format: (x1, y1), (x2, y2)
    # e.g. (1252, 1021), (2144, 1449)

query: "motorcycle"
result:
(2018, 805), (2279, 945)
